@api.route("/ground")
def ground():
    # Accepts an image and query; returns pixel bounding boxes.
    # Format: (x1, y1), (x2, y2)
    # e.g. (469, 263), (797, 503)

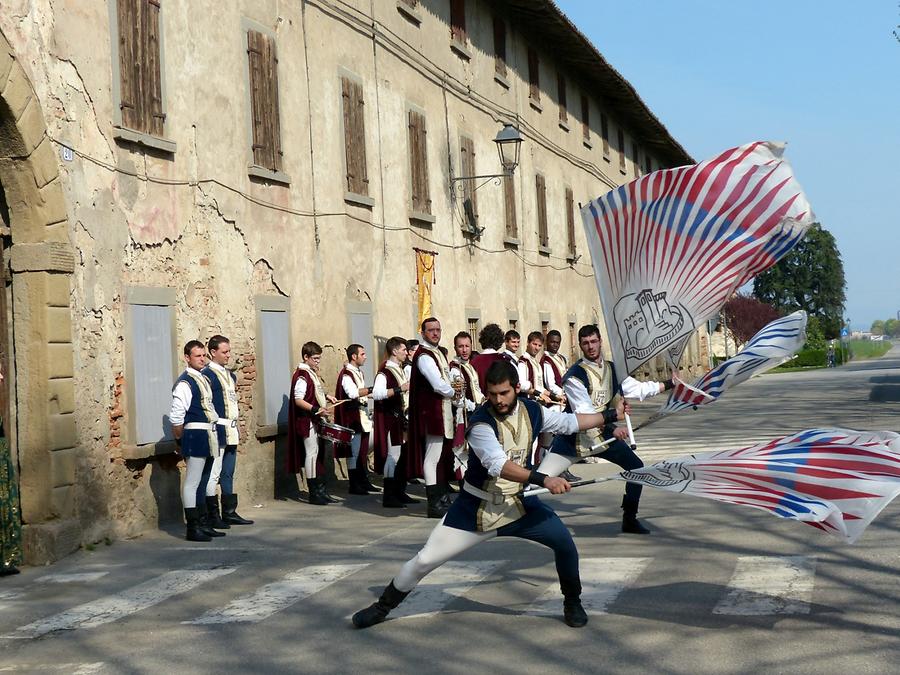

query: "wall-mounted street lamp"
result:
(450, 124), (524, 192)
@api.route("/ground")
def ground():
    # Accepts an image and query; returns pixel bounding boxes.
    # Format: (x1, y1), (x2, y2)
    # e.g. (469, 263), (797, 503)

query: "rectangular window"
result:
(528, 48), (540, 102)
(565, 186), (576, 258)
(580, 94), (590, 142)
(541, 320), (550, 338)
(509, 318), (518, 332)
(617, 127), (626, 173)
(258, 308), (291, 428)
(408, 109), (431, 215)
(116, 0), (165, 137)
(459, 135), (478, 233)
(341, 76), (369, 197)
(349, 306), (375, 386)
(493, 15), (507, 77)
(557, 72), (567, 123)
(632, 140), (641, 177)
(535, 173), (549, 250)
(450, 0), (466, 43)
(247, 29), (284, 172)
(130, 303), (175, 445)
(600, 112), (610, 157)
(503, 174), (517, 240)
(467, 316), (480, 345)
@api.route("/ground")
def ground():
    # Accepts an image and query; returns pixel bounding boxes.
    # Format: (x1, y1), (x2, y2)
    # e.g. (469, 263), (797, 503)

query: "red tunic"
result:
(287, 368), (317, 474)
(407, 348), (452, 480)
(334, 366), (364, 432)
(372, 363), (405, 474)
(470, 351), (513, 392)
(541, 353), (565, 387)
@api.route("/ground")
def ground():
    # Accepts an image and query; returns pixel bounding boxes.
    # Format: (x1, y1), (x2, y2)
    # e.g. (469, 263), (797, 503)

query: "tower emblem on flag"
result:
(621, 459), (693, 488)
(614, 289), (692, 365)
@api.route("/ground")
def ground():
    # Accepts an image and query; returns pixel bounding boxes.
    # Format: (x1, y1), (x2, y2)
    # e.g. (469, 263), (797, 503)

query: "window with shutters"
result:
(341, 75), (370, 201)
(503, 174), (518, 242)
(565, 186), (576, 259)
(246, 28), (285, 178)
(633, 140), (641, 177)
(557, 72), (568, 127)
(450, 0), (469, 58)
(528, 48), (541, 106)
(580, 94), (591, 145)
(617, 127), (627, 174)
(600, 112), (610, 158)
(493, 16), (507, 80)
(535, 173), (549, 252)
(111, 0), (173, 152)
(407, 108), (432, 219)
(459, 135), (478, 234)
(467, 315), (480, 345)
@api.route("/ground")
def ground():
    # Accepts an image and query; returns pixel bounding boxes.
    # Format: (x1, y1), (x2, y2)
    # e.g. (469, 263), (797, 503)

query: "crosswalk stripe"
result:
(35, 572), (109, 584)
(389, 561), (507, 620)
(186, 563), (368, 625)
(0, 664), (107, 674)
(713, 555), (816, 615)
(3, 565), (236, 639)
(525, 557), (652, 616)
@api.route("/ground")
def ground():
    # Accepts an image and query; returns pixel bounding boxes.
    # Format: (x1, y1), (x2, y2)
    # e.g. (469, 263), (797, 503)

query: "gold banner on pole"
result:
(415, 248), (436, 327)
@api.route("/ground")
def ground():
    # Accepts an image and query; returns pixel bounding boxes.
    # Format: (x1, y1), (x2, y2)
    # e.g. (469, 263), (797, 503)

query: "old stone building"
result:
(0, 0), (707, 564)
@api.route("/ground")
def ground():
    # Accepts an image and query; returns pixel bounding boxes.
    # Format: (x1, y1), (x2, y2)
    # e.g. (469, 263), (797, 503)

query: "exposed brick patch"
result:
(237, 351), (255, 438)
(109, 373), (125, 450)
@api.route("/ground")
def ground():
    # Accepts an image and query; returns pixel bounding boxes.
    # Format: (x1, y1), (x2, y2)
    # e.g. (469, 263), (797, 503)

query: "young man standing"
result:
(335, 344), (379, 496)
(470, 323), (511, 391)
(372, 337), (414, 508)
(502, 329), (521, 362)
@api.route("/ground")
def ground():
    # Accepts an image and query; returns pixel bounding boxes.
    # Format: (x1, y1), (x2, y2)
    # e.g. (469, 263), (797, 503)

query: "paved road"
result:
(1, 350), (898, 674)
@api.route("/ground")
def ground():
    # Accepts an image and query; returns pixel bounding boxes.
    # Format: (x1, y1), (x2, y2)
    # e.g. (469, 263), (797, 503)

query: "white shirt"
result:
(417, 349), (455, 398)
(341, 363), (365, 400)
(562, 360), (604, 414)
(403, 364), (412, 380)
(469, 404), (580, 477)
(542, 355), (566, 397)
(517, 361), (534, 392)
(502, 348), (518, 362)
(169, 368), (199, 426)
(372, 359), (404, 400)
(621, 376), (664, 401)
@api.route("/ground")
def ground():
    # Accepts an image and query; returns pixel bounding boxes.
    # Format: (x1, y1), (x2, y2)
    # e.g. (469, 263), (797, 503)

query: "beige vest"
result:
(209, 364), (240, 445)
(419, 342), (454, 438)
(458, 360), (484, 405)
(347, 366), (373, 433)
(520, 352), (545, 390)
(384, 360), (409, 412)
(299, 364), (327, 408)
(575, 359), (615, 457)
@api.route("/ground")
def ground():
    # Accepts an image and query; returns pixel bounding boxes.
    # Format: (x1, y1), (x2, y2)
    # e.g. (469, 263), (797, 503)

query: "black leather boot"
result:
(206, 496), (231, 529)
(561, 469), (582, 482)
(381, 477), (406, 509)
(347, 468), (370, 495)
(396, 478), (418, 504)
(621, 495), (650, 534)
(351, 581), (410, 628)
(361, 471), (382, 494)
(307, 477), (330, 505)
(196, 501), (226, 537)
(184, 507), (212, 542)
(221, 494), (253, 525)
(560, 578), (588, 627)
(321, 481), (341, 504)
(425, 484), (448, 518)
(438, 482), (455, 509)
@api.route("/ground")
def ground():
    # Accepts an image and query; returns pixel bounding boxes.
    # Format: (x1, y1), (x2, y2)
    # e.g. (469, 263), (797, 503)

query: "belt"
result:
(463, 481), (518, 506)
(183, 422), (216, 431)
(216, 419), (238, 428)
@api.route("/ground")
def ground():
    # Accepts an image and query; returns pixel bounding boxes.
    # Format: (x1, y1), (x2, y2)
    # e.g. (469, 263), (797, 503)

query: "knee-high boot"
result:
(621, 495), (650, 534)
(425, 484), (448, 518)
(196, 500), (226, 537)
(381, 477), (406, 508)
(351, 581), (410, 628)
(221, 494), (254, 525)
(206, 496), (230, 529)
(307, 477), (330, 505)
(395, 477), (418, 504)
(184, 507), (212, 542)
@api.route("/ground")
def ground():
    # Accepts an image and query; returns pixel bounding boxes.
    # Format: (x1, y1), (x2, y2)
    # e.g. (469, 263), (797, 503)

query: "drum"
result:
(319, 421), (353, 445)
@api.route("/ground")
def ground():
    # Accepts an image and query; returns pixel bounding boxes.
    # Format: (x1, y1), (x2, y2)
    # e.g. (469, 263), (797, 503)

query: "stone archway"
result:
(0, 33), (80, 564)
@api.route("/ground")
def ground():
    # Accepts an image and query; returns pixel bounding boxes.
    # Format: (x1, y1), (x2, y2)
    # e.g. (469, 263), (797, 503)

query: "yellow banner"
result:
(415, 249), (435, 327)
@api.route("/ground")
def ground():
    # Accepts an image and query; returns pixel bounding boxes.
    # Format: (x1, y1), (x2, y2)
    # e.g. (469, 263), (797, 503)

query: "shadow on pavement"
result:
(869, 385), (900, 402)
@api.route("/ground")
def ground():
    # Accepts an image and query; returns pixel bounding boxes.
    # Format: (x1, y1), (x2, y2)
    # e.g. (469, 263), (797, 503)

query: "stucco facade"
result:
(0, 0), (707, 564)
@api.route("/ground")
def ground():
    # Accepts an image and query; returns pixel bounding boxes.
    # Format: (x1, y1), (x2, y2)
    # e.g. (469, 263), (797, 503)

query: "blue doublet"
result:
(550, 360), (621, 458)
(174, 371), (217, 458)
(202, 365), (237, 448)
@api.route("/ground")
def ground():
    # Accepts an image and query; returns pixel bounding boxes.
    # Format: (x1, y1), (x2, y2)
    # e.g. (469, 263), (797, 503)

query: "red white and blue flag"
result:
(612, 428), (900, 544)
(644, 311), (808, 425)
(581, 141), (814, 376)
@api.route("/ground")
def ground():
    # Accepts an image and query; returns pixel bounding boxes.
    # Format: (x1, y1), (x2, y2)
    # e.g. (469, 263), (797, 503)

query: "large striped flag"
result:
(611, 429), (900, 544)
(582, 141), (814, 377)
(640, 311), (808, 428)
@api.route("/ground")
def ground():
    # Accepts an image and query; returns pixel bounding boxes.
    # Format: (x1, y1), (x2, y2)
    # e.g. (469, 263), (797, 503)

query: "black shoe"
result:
(221, 494), (254, 524)
(206, 496), (231, 529)
(438, 482), (455, 509)
(425, 484), (448, 518)
(561, 470), (582, 482)
(351, 582), (410, 628)
(395, 478), (418, 504)
(196, 503), (226, 537)
(307, 477), (330, 506)
(563, 599), (588, 627)
(347, 469), (370, 495)
(621, 496), (650, 534)
(381, 478), (406, 508)
(361, 473), (382, 494)
(184, 507), (212, 542)
(0, 565), (20, 576)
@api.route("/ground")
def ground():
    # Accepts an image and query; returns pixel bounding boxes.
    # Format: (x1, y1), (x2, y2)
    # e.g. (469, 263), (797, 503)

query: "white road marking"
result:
(0, 663), (107, 674)
(186, 563), (368, 624)
(714, 555), (816, 615)
(390, 560), (507, 620)
(525, 557), (652, 616)
(35, 572), (109, 583)
(4, 565), (236, 639)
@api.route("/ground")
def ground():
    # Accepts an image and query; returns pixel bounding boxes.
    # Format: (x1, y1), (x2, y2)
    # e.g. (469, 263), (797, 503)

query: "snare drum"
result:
(318, 421), (353, 445)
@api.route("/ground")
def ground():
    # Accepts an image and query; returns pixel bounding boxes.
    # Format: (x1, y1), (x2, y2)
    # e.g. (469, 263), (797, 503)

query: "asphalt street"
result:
(1, 347), (898, 674)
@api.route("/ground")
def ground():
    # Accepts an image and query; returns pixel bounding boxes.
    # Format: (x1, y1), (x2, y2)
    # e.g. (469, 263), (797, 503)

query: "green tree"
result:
(752, 223), (846, 338)
(871, 319), (885, 335)
(885, 318), (900, 338)
(804, 316), (826, 351)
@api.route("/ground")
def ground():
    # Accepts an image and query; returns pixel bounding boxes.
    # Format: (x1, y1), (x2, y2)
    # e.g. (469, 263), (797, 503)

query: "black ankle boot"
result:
(184, 507), (212, 542)
(560, 578), (588, 627)
(307, 477), (330, 505)
(196, 501), (226, 537)
(352, 581), (410, 628)
(221, 493), (254, 525)
(396, 478), (418, 504)
(347, 468), (370, 495)
(206, 496), (231, 529)
(361, 471), (382, 494)
(381, 477), (406, 508)
(425, 484), (448, 518)
(621, 496), (650, 534)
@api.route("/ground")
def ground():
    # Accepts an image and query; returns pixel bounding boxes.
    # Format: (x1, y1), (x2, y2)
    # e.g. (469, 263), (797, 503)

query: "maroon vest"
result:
(408, 349), (447, 435)
(470, 352), (512, 392)
(542, 353), (564, 386)
(334, 366), (363, 431)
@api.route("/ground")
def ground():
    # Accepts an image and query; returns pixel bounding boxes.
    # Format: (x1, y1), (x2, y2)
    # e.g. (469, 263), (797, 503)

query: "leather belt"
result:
(463, 481), (517, 506)
(184, 422), (216, 431)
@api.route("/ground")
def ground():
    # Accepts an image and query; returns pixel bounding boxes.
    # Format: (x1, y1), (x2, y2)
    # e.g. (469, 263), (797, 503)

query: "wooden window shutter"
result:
(632, 141), (641, 177)
(557, 73), (567, 122)
(118, 0), (165, 136)
(536, 173), (548, 248)
(408, 110), (431, 215)
(503, 174), (517, 239)
(618, 128), (626, 172)
(493, 16), (506, 76)
(117, 0), (140, 131)
(144, 0), (165, 137)
(265, 35), (283, 172)
(450, 0), (466, 43)
(528, 48), (540, 101)
(565, 187), (576, 257)
(460, 136), (478, 232)
(600, 112), (610, 156)
(248, 30), (270, 169)
(342, 77), (369, 195)
(580, 94), (590, 141)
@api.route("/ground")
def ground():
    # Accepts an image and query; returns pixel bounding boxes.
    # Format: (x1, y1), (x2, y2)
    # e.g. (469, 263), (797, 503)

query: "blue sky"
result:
(555, 0), (900, 330)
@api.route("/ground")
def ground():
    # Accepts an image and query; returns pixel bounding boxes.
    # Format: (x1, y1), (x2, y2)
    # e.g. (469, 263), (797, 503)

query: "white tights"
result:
(205, 450), (223, 497)
(393, 519), (497, 592)
(423, 435), (444, 486)
(384, 443), (402, 478)
(304, 431), (319, 478)
(182, 456), (207, 508)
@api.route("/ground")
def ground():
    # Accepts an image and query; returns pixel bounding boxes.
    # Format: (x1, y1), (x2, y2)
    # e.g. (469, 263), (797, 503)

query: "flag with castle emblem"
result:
(581, 141), (814, 376)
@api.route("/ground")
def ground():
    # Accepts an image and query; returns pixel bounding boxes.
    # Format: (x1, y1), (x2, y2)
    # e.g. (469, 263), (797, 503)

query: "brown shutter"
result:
(557, 72), (567, 122)
(618, 128), (626, 172)
(460, 136), (478, 232)
(451, 0), (466, 42)
(528, 48), (540, 101)
(503, 174), (517, 239)
(117, 0), (140, 130)
(600, 112), (610, 157)
(408, 110), (431, 214)
(248, 30), (269, 168)
(536, 174), (548, 248)
(565, 187), (576, 257)
(265, 36), (283, 172)
(144, 0), (164, 137)
(580, 94), (590, 141)
(353, 80), (368, 194)
(493, 16), (506, 76)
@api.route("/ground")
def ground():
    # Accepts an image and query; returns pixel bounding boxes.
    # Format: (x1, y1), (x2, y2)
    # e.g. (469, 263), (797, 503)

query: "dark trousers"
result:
(598, 438), (644, 502)
(194, 455), (214, 506)
(219, 445), (237, 495)
(498, 498), (580, 584)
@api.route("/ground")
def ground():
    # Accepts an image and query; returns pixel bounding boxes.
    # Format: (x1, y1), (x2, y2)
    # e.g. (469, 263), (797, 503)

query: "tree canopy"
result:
(752, 223), (846, 338)
(722, 294), (781, 344)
